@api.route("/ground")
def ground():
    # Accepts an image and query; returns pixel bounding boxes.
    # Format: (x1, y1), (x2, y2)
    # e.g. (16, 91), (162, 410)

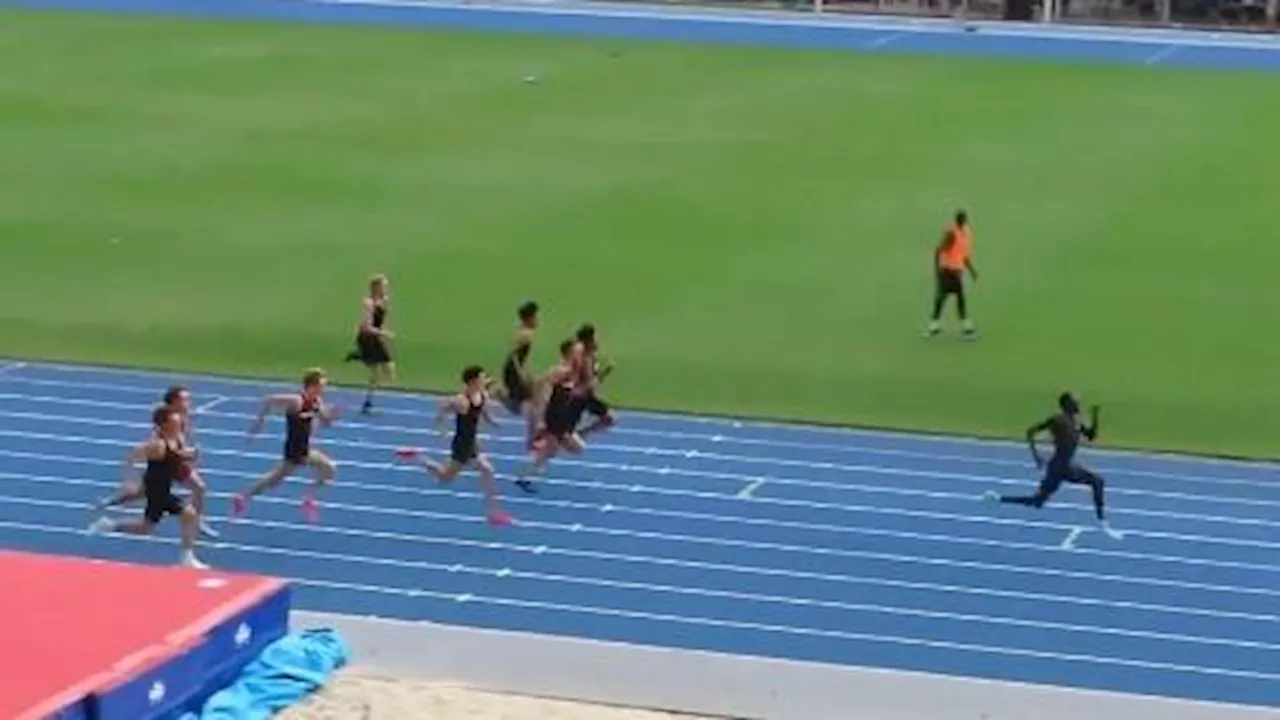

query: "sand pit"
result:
(278, 671), (720, 720)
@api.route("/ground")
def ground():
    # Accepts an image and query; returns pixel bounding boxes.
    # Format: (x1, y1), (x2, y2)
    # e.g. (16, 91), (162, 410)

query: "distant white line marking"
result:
(1145, 45), (1180, 65)
(869, 31), (907, 48)
(1060, 527), (1085, 550)
(196, 395), (228, 413)
(0, 362), (27, 376)
(737, 479), (766, 499)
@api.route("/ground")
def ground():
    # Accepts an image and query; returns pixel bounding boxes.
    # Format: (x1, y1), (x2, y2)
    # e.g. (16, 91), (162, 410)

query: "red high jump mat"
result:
(0, 551), (290, 720)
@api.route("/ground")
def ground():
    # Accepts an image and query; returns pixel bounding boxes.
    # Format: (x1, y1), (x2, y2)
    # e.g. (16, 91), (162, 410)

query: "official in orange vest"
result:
(926, 210), (979, 339)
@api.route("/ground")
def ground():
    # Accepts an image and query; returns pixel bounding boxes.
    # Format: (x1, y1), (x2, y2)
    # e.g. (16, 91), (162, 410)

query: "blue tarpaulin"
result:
(181, 628), (350, 720)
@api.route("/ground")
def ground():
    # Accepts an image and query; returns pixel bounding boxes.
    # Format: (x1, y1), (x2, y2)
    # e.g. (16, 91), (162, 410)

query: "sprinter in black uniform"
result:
(345, 274), (395, 415)
(395, 366), (512, 526)
(234, 368), (338, 523)
(88, 404), (207, 568)
(514, 340), (587, 493)
(572, 323), (616, 438)
(96, 386), (218, 538)
(985, 392), (1123, 540)
(489, 301), (541, 448)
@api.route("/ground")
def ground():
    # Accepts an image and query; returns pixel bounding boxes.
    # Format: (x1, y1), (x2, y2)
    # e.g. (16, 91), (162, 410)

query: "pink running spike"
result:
(231, 495), (248, 517)
(486, 510), (514, 527)
(301, 494), (320, 524)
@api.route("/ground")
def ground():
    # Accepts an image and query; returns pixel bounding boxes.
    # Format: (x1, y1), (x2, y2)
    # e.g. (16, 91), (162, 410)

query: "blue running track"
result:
(0, 360), (1275, 708)
(1, 0), (1278, 709)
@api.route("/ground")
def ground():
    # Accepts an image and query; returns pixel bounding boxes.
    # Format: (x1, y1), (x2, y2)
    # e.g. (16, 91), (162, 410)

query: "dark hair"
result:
(152, 404), (176, 427)
(518, 301), (539, 322)
(462, 365), (484, 384)
(162, 385), (187, 405)
(302, 368), (327, 388)
(1058, 392), (1078, 412)
(559, 339), (575, 357)
(576, 323), (596, 343)
(955, 210), (968, 226)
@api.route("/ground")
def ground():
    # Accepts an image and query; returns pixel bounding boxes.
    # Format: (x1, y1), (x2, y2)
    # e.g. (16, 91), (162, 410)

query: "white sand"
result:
(277, 671), (718, 720)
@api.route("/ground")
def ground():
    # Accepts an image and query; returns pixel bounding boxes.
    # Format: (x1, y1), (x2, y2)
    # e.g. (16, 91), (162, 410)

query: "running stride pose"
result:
(96, 386), (218, 538)
(516, 340), (586, 493)
(345, 274), (395, 415)
(490, 301), (540, 448)
(89, 404), (207, 569)
(985, 392), (1123, 539)
(233, 368), (337, 523)
(573, 323), (616, 439)
(396, 366), (513, 526)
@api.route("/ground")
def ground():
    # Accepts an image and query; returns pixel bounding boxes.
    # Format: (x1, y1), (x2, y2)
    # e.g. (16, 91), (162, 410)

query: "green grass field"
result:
(2, 9), (1279, 458)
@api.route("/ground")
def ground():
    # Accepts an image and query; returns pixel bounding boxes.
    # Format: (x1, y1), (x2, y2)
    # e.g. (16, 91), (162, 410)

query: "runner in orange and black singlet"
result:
(925, 210), (979, 339)
(491, 301), (540, 448)
(233, 368), (338, 524)
(572, 323), (615, 438)
(514, 340), (586, 493)
(95, 385), (217, 538)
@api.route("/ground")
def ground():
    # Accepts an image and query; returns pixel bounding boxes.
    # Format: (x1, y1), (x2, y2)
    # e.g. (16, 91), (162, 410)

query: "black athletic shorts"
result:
(355, 331), (391, 366)
(582, 393), (610, 418)
(144, 485), (185, 523)
(501, 363), (531, 413)
(545, 399), (576, 438)
(937, 268), (964, 296)
(284, 440), (312, 466)
(1039, 461), (1096, 497)
(451, 436), (478, 464)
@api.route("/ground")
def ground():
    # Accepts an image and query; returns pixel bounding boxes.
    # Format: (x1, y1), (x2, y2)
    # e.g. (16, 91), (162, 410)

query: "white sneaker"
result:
(86, 517), (114, 535)
(179, 551), (208, 570)
(982, 490), (1001, 502)
(1099, 520), (1124, 540)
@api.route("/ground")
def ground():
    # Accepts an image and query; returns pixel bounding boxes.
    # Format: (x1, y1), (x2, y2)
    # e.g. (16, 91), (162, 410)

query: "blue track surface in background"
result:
(4, 0), (1280, 70)
(0, 361), (1275, 707)
(1, 0), (1279, 709)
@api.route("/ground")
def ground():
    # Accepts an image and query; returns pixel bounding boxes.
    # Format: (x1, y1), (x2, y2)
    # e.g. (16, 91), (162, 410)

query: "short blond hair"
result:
(302, 368), (328, 388)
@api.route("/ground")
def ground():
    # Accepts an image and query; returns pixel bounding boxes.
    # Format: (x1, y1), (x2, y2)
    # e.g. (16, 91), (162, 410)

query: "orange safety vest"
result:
(939, 224), (972, 271)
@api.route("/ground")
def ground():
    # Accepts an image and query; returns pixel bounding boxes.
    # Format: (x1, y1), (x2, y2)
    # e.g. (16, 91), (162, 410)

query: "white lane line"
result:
(1145, 44), (1181, 65)
(0, 362), (27, 376)
(7, 462), (1279, 587)
(195, 395), (228, 413)
(5, 366), (1274, 477)
(1, 394), (1276, 517)
(3, 410), (1276, 544)
(2, 515), (1276, 683)
(4, 421), (1277, 555)
(868, 31), (907, 49)
(1060, 527), (1085, 551)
